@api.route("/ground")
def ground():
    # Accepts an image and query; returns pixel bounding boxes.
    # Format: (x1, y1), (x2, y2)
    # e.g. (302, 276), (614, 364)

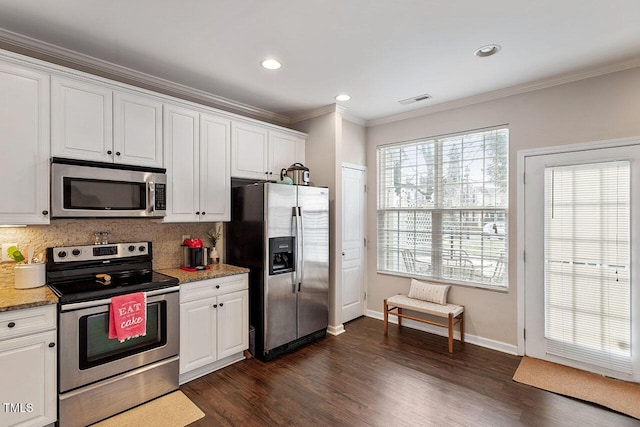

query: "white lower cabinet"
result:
(0, 305), (57, 427)
(179, 274), (248, 384)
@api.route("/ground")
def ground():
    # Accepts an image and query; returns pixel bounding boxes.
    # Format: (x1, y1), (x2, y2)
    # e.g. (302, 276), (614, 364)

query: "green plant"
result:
(206, 225), (222, 248)
(7, 246), (24, 262)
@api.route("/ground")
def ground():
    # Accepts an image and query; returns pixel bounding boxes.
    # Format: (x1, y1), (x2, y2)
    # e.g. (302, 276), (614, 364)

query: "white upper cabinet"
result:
(114, 91), (163, 168)
(200, 113), (231, 221)
(0, 62), (50, 225)
(164, 104), (230, 222)
(231, 121), (269, 180)
(270, 130), (306, 180)
(52, 75), (163, 168)
(231, 120), (305, 180)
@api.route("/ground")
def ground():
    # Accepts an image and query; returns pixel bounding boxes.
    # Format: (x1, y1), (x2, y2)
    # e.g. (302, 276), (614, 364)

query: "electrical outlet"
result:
(1, 243), (18, 262)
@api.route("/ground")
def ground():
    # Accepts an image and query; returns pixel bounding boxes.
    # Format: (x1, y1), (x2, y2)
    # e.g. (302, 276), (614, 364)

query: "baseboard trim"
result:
(327, 324), (346, 336)
(366, 309), (518, 355)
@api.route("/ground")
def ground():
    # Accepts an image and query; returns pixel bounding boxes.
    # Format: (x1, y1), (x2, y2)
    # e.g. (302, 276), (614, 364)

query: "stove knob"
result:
(138, 245), (146, 252)
(72, 249), (81, 256)
(128, 245), (136, 252)
(58, 250), (67, 259)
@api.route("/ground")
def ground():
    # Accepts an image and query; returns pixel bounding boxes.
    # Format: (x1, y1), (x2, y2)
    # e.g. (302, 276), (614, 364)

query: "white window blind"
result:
(377, 127), (508, 288)
(544, 161), (631, 374)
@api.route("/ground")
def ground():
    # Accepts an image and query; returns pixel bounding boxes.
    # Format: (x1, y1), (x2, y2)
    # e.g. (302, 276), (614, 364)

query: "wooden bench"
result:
(384, 294), (465, 353)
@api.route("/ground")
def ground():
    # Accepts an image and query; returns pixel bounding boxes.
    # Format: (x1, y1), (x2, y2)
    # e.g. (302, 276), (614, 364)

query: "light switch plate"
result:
(1, 243), (18, 262)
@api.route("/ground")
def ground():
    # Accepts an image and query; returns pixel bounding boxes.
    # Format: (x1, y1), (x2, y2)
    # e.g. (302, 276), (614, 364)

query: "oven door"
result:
(58, 288), (179, 393)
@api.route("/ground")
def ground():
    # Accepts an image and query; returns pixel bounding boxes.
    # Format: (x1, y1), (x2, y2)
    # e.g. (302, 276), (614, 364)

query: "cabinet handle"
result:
(107, 150), (112, 155)
(215, 285), (220, 289)
(201, 212), (206, 216)
(42, 210), (49, 216)
(265, 172), (269, 175)
(219, 303), (224, 307)
(48, 342), (56, 348)
(213, 304), (218, 308)
(196, 212), (200, 215)
(7, 322), (15, 328)
(116, 152), (121, 156)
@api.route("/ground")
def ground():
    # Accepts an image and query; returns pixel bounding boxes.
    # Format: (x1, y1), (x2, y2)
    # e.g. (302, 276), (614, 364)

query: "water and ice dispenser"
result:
(269, 236), (295, 275)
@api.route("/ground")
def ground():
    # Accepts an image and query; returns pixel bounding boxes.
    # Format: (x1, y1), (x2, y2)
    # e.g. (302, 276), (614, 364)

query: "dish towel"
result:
(108, 292), (147, 342)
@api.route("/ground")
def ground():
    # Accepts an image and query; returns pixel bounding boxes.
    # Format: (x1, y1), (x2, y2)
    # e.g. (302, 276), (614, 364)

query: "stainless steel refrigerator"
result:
(226, 182), (329, 360)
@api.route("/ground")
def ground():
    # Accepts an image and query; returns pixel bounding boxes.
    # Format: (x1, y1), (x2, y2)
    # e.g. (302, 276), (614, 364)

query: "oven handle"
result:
(60, 285), (180, 312)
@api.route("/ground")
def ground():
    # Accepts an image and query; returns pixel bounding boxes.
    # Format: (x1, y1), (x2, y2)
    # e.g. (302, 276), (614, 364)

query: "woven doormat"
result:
(92, 391), (204, 427)
(513, 356), (640, 419)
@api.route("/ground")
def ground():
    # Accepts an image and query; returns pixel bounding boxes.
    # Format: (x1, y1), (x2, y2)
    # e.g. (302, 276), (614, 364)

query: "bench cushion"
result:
(387, 294), (464, 318)
(408, 278), (450, 304)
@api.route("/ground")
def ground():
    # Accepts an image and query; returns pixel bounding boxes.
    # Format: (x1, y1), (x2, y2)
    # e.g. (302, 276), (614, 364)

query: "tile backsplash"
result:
(0, 219), (222, 289)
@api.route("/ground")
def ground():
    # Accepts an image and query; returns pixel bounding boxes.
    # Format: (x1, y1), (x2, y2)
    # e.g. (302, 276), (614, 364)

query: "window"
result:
(377, 127), (508, 288)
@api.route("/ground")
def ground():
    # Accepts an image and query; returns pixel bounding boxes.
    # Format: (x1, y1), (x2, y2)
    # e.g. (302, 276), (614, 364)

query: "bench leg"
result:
(460, 312), (465, 344)
(383, 299), (388, 335)
(398, 308), (403, 327)
(448, 312), (454, 353)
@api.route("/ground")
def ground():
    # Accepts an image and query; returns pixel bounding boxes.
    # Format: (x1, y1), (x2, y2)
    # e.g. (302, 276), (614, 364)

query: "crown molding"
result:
(290, 103), (366, 126)
(366, 56), (640, 128)
(0, 27), (291, 125)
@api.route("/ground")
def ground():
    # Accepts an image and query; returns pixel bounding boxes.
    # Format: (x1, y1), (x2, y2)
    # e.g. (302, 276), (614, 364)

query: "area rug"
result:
(513, 356), (640, 419)
(92, 391), (204, 426)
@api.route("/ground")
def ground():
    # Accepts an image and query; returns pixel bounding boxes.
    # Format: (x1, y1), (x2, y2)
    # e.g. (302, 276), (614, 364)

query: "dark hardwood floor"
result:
(180, 317), (640, 426)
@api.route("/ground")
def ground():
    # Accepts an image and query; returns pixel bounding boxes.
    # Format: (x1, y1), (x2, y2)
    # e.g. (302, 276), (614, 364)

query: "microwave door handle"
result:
(148, 181), (155, 213)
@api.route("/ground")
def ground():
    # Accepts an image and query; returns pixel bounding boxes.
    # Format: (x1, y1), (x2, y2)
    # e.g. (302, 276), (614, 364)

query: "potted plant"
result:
(206, 225), (222, 263)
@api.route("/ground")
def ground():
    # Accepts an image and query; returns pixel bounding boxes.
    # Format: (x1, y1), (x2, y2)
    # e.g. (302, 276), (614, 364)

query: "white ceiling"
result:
(1, 0), (640, 123)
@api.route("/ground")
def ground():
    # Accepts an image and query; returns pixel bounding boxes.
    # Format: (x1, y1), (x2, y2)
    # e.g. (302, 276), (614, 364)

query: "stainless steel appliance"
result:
(226, 182), (329, 360)
(51, 157), (167, 218)
(280, 162), (310, 185)
(46, 242), (179, 427)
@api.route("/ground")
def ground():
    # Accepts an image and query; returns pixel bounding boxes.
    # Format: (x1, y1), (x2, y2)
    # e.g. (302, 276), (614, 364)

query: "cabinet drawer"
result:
(180, 274), (248, 303)
(0, 305), (56, 341)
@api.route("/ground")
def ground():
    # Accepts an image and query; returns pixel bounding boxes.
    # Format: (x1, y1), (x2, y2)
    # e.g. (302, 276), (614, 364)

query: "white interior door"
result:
(341, 164), (366, 323)
(524, 141), (640, 382)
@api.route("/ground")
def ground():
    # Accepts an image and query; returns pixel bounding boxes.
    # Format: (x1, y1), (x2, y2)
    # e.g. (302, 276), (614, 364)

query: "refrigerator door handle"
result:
(293, 205), (302, 289)
(298, 207), (304, 291)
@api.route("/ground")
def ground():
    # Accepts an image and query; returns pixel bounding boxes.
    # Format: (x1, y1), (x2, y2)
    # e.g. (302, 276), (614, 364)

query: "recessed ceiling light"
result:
(335, 94), (351, 102)
(474, 44), (501, 58)
(261, 59), (282, 70)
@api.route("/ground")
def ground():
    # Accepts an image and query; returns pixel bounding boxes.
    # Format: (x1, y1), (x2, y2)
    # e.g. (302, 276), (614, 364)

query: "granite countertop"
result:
(0, 286), (58, 312)
(0, 264), (248, 312)
(157, 263), (249, 284)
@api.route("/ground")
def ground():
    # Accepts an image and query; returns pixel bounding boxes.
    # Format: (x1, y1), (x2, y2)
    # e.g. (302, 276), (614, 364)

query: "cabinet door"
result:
(179, 297), (217, 374)
(217, 289), (249, 359)
(164, 104), (200, 222)
(113, 91), (163, 168)
(231, 121), (269, 180)
(52, 75), (113, 162)
(0, 330), (57, 427)
(269, 131), (305, 177)
(200, 113), (231, 222)
(0, 62), (50, 225)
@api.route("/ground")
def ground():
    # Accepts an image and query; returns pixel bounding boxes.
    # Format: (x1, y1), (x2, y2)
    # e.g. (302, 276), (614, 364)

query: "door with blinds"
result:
(524, 141), (640, 382)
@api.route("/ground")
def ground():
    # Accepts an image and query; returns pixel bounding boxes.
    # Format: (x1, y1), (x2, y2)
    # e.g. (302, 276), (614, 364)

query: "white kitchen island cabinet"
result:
(179, 273), (248, 384)
(163, 103), (231, 223)
(0, 305), (57, 427)
(52, 75), (163, 168)
(0, 61), (50, 226)
(231, 121), (305, 180)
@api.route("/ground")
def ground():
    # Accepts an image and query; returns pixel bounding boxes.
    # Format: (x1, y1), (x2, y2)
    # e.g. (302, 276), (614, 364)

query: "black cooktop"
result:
(49, 270), (179, 304)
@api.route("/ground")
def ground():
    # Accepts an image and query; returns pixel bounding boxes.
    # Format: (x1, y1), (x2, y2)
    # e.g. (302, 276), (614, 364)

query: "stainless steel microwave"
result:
(51, 158), (167, 218)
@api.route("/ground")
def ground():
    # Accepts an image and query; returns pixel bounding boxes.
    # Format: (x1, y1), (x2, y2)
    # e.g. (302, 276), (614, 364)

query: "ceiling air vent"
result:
(398, 93), (432, 105)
